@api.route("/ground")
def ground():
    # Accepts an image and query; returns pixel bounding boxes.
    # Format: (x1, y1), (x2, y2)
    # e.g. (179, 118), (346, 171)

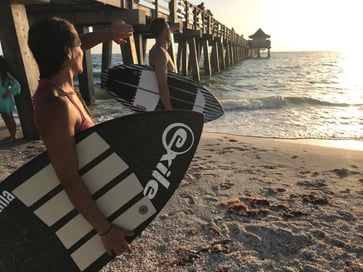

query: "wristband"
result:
(99, 224), (112, 236)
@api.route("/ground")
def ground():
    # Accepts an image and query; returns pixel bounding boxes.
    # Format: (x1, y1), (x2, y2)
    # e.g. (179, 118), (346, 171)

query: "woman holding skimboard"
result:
(28, 16), (134, 256)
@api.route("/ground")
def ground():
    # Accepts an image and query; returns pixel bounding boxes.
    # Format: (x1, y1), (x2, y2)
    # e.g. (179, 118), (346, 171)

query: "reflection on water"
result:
(202, 51), (363, 141)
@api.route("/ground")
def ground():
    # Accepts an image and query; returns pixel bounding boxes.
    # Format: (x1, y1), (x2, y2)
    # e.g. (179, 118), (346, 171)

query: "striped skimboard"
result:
(101, 64), (224, 123)
(0, 111), (203, 272)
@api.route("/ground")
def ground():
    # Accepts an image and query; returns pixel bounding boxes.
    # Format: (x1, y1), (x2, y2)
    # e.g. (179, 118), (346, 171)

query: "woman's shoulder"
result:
(35, 85), (69, 112)
(150, 45), (168, 57)
(149, 47), (168, 67)
(34, 90), (74, 132)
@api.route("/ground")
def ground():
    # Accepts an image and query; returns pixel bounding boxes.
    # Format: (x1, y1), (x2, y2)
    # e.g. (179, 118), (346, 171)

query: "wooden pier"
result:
(0, 0), (259, 139)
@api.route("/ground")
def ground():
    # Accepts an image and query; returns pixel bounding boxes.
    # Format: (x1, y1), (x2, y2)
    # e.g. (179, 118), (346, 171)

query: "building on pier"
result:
(248, 28), (271, 58)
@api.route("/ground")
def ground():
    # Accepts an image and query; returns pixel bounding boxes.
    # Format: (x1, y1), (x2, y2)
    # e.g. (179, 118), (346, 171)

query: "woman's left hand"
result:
(110, 20), (134, 45)
(2, 91), (11, 99)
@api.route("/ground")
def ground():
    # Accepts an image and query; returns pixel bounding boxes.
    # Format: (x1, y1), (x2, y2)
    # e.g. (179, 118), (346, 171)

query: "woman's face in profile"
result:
(68, 26), (84, 74)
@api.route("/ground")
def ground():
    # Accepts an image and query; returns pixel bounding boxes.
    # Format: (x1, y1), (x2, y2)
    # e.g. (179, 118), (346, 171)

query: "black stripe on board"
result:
(29, 184), (63, 212)
(78, 148), (114, 176)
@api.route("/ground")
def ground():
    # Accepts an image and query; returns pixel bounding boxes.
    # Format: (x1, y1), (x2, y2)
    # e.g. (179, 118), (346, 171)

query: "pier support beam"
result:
(100, 40), (113, 88)
(167, 33), (178, 72)
(120, 34), (139, 64)
(202, 39), (212, 77)
(218, 40), (225, 71)
(177, 40), (188, 76)
(188, 37), (200, 81)
(225, 42), (231, 68)
(211, 39), (220, 73)
(134, 33), (147, 64)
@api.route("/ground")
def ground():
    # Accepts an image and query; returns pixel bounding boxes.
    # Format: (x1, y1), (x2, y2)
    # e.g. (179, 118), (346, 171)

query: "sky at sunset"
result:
(194, 0), (361, 52)
(0, 0), (360, 54)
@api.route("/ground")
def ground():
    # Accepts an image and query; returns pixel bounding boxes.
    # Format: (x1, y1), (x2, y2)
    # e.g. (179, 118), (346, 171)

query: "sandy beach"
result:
(1, 124), (362, 271)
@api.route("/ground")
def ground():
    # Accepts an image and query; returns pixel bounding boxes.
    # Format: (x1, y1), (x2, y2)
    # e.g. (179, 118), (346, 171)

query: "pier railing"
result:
(113, 0), (248, 46)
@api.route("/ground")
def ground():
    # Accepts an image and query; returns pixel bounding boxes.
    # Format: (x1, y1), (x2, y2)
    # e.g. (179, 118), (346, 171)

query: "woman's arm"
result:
(80, 20), (134, 51)
(151, 49), (172, 110)
(36, 96), (132, 255)
(7, 73), (21, 96)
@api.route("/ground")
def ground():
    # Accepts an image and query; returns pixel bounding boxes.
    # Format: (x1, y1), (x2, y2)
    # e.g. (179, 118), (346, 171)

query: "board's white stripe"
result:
(70, 234), (104, 271)
(192, 90), (206, 113)
(71, 196), (157, 271)
(113, 196), (157, 231)
(33, 153), (129, 226)
(133, 70), (160, 111)
(96, 173), (143, 218)
(12, 164), (59, 206)
(34, 191), (73, 226)
(76, 132), (110, 168)
(81, 153), (128, 194)
(56, 174), (143, 249)
(56, 215), (90, 248)
(12, 132), (110, 206)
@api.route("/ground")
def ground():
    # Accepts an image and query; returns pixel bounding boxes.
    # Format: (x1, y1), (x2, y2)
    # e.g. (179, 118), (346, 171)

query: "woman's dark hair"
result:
(0, 56), (9, 86)
(150, 18), (168, 38)
(28, 17), (78, 79)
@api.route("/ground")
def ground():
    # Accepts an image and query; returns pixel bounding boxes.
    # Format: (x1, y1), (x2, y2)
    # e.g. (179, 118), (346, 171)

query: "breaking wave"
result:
(220, 96), (361, 111)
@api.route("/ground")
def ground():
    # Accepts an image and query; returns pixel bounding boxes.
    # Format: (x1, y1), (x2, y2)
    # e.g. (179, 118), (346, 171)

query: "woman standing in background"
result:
(0, 56), (21, 143)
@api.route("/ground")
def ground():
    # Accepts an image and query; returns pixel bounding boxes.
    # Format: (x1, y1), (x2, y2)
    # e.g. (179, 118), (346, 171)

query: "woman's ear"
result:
(59, 48), (73, 71)
(62, 48), (73, 68)
(66, 49), (73, 62)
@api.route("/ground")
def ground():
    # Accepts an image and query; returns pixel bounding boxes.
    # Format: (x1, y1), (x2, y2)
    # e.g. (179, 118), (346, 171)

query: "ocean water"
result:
(91, 51), (363, 143)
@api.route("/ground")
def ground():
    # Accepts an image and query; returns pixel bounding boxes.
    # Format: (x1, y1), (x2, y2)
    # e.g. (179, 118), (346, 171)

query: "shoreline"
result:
(2, 121), (363, 152)
(203, 131), (363, 151)
(5, 86), (363, 150)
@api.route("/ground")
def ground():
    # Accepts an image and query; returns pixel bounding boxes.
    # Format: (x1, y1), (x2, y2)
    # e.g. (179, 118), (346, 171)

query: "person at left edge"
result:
(0, 56), (21, 143)
(28, 17), (134, 256)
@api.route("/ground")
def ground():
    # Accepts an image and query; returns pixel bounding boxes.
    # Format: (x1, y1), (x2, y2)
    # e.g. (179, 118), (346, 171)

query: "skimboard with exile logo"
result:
(101, 64), (224, 123)
(0, 111), (203, 272)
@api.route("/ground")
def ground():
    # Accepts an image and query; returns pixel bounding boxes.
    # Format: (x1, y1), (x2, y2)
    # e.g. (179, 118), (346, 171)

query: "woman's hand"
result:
(2, 90), (11, 99)
(100, 225), (134, 256)
(110, 20), (134, 45)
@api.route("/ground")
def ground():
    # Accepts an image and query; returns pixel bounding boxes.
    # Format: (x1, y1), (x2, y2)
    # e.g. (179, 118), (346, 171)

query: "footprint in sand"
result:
(238, 225), (312, 260)
(330, 168), (360, 178)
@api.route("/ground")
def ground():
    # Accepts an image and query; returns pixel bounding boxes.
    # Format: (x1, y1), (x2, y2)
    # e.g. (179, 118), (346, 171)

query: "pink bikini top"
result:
(32, 79), (95, 132)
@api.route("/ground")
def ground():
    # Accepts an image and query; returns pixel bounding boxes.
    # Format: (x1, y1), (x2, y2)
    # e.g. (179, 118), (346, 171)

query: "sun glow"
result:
(339, 52), (363, 87)
(335, 50), (363, 107)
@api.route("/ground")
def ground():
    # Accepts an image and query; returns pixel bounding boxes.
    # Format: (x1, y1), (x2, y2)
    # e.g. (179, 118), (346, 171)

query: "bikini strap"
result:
(44, 79), (88, 121)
